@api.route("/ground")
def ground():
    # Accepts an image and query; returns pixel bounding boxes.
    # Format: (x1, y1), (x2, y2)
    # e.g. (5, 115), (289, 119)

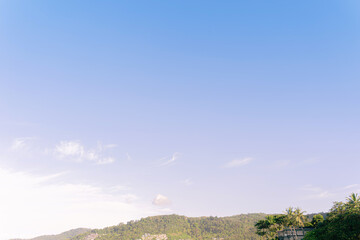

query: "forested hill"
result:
(72, 214), (267, 240)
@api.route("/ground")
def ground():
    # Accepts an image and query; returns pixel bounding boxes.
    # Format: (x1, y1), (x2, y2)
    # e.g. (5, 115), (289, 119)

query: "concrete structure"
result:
(277, 228), (314, 240)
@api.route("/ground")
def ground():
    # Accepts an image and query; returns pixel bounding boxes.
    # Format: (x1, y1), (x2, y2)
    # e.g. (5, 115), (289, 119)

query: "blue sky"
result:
(1, 0), (360, 239)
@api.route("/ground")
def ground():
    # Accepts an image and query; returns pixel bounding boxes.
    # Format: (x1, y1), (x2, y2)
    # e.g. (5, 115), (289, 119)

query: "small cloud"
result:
(159, 152), (180, 166)
(306, 191), (333, 200)
(300, 184), (334, 200)
(121, 194), (138, 204)
(11, 137), (34, 151)
(96, 157), (115, 165)
(152, 194), (171, 206)
(224, 157), (253, 168)
(104, 144), (117, 149)
(109, 185), (131, 192)
(36, 171), (68, 183)
(55, 141), (84, 161)
(344, 184), (358, 189)
(54, 140), (115, 165)
(183, 178), (193, 186)
(301, 184), (322, 192)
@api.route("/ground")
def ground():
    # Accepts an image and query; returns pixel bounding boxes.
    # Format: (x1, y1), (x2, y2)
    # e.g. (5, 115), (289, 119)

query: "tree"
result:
(254, 208), (310, 240)
(304, 193), (360, 240)
(255, 219), (269, 238)
(310, 214), (324, 227)
(283, 207), (307, 240)
(293, 208), (307, 227)
(346, 193), (360, 212)
(254, 215), (286, 240)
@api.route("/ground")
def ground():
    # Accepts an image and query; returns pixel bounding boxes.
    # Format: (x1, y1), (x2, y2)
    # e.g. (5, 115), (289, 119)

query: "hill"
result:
(12, 228), (91, 240)
(72, 214), (267, 240)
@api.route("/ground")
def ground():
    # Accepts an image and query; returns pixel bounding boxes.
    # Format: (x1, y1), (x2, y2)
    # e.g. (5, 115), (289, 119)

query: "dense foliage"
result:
(254, 207), (319, 240)
(72, 214), (267, 240)
(304, 193), (360, 240)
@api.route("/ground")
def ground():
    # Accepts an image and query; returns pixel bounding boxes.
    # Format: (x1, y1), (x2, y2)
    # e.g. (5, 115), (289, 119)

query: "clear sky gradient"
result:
(1, 1), (360, 239)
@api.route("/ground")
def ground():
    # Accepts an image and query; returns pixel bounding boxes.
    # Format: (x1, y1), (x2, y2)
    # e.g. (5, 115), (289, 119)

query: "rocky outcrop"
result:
(141, 233), (168, 240)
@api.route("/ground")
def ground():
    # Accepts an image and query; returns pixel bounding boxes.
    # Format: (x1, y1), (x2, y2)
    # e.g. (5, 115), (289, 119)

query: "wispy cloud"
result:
(55, 141), (85, 161)
(299, 184), (360, 200)
(11, 137), (35, 151)
(105, 144), (117, 149)
(109, 185), (131, 192)
(273, 160), (291, 168)
(301, 184), (323, 192)
(152, 194), (172, 206)
(121, 194), (138, 204)
(344, 184), (358, 189)
(0, 167), (162, 240)
(224, 157), (253, 168)
(298, 158), (319, 166)
(54, 140), (116, 165)
(183, 178), (193, 186)
(300, 185), (333, 200)
(159, 152), (180, 166)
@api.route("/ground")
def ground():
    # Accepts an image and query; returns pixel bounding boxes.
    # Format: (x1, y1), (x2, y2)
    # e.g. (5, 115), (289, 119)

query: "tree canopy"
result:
(304, 193), (360, 240)
(72, 214), (266, 240)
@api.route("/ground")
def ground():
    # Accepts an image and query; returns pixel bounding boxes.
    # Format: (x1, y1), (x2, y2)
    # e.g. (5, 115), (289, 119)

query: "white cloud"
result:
(301, 184), (335, 200)
(301, 184), (323, 192)
(96, 157), (115, 165)
(307, 191), (333, 200)
(224, 157), (253, 168)
(55, 141), (84, 161)
(159, 152), (180, 166)
(121, 194), (138, 204)
(109, 185), (131, 192)
(11, 137), (34, 151)
(344, 184), (358, 189)
(152, 194), (171, 206)
(0, 167), (162, 240)
(54, 141), (116, 165)
(183, 178), (193, 186)
(104, 144), (117, 149)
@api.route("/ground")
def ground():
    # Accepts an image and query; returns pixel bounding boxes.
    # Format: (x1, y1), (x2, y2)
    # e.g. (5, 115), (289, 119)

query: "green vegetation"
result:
(254, 207), (315, 240)
(309, 214), (324, 227)
(254, 193), (360, 240)
(304, 193), (360, 240)
(72, 214), (267, 240)
(254, 215), (286, 239)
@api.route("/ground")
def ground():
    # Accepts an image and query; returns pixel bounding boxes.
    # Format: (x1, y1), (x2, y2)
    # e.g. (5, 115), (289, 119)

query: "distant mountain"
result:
(72, 214), (267, 240)
(12, 228), (91, 240)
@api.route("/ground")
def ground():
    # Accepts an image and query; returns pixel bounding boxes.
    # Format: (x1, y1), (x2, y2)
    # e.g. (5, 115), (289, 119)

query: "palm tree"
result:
(255, 216), (283, 240)
(284, 207), (295, 227)
(347, 193), (360, 202)
(346, 193), (360, 211)
(265, 216), (278, 239)
(284, 207), (306, 240)
(293, 208), (307, 227)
